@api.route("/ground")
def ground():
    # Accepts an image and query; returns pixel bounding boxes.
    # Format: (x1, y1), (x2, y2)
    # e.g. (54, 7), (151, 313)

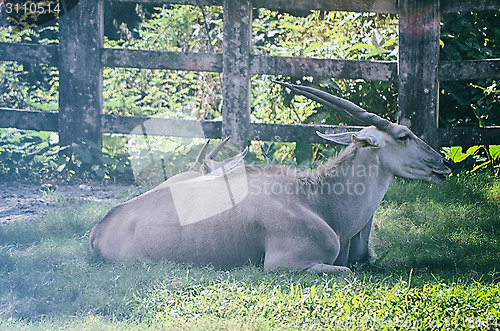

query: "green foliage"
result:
(0, 129), (134, 183)
(0, 25), (59, 111)
(102, 5), (223, 120)
(442, 145), (500, 176)
(62, 139), (133, 183)
(0, 129), (239, 186)
(440, 11), (500, 127)
(253, 10), (398, 60)
(0, 129), (62, 180)
(437, 11), (500, 176)
(1, 6), (497, 175)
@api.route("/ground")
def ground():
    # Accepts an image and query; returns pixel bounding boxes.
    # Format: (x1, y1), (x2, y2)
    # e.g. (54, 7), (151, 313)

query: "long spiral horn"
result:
(274, 81), (391, 129)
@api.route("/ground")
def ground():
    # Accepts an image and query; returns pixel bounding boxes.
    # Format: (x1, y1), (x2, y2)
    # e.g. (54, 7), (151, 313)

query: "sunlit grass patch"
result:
(374, 173), (499, 274)
(121, 269), (500, 330)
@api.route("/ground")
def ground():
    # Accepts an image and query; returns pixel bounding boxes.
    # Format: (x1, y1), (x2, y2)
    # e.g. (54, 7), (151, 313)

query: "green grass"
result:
(0, 174), (499, 330)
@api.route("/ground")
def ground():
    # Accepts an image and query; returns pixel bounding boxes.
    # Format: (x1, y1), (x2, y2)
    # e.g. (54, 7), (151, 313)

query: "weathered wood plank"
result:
(107, 0), (398, 12)
(58, 0), (104, 147)
(65, 53), (500, 90)
(222, 0), (252, 146)
(439, 59), (500, 81)
(5, 109), (497, 147)
(101, 113), (364, 143)
(101, 48), (223, 72)
(101, 114), (222, 138)
(0, 43), (58, 65)
(253, 0), (397, 14)
(108, 0), (500, 15)
(0, 108), (58, 131)
(437, 127), (500, 147)
(101, 49), (398, 80)
(251, 55), (397, 81)
(441, 0), (500, 13)
(250, 122), (362, 143)
(398, 0), (440, 148)
(107, 0), (222, 5)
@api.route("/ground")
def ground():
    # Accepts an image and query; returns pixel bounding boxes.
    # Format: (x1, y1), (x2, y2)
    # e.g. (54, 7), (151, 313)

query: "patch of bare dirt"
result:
(0, 181), (140, 223)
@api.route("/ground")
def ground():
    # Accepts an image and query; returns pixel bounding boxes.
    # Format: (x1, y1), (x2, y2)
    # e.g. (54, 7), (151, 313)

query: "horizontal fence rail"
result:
(101, 49), (223, 72)
(439, 59), (500, 81)
(109, 0), (500, 14)
(250, 56), (397, 81)
(0, 108), (58, 132)
(2, 108), (498, 146)
(0, 43), (58, 65)
(3, 41), (500, 82)
(0, 0), (499, 149)
(0, 107), (364, 143)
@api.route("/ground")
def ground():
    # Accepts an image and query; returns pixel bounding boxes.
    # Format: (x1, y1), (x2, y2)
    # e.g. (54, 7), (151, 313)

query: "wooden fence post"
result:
(398, 0), (440, 148)
(58, 0), (103, 147)
(222, 0), (252, 146)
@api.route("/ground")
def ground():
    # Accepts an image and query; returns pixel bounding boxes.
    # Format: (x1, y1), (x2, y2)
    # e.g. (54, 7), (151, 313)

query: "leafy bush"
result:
(442, 145), (500, 176)
(440, 11), (500, 128)
(0, 129), (61, 180)
(0, 129), (134, 183)
(0, 129), (241, 186)
(0, 25), (59, 112)
(102, 5), (223, 120)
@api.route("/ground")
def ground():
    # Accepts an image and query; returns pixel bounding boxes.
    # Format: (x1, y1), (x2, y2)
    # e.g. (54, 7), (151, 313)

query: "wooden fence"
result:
(1, 0), (499, 148)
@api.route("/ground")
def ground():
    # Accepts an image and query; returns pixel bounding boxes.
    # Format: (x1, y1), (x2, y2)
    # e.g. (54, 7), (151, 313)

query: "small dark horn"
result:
(274, 81), (391, 129)
(207, 136), (231, 161)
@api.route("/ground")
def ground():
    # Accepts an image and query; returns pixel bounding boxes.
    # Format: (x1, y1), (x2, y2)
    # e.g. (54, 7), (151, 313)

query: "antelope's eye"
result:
(398, 134), (410, 141)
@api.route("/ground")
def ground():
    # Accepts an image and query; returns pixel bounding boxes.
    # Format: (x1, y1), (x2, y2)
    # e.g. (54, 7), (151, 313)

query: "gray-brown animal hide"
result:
(90, 84), (451, 273)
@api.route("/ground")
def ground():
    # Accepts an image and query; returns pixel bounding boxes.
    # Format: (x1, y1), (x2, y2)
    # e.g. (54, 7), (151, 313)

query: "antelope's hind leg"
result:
(262, 216), (352, 274)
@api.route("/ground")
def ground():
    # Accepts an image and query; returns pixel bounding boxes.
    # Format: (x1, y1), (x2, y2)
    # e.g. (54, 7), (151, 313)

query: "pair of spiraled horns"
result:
(274, 81), (392, 130)
(191, 136), (248, 173)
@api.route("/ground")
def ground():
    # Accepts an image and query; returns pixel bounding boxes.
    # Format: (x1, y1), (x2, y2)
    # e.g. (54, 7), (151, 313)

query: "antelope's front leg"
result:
(348, 216), (376, 266)
(333, 239), (351, 266)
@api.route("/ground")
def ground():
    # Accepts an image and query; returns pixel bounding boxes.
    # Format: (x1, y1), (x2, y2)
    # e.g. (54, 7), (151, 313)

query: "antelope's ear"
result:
(316, 131), (355, 146)
(352, 131), (384, 148)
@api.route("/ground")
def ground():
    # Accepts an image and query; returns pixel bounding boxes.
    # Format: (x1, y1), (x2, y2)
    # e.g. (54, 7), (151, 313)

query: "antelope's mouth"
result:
(431, 172), (447, 183)
(430, 168), (451, 183)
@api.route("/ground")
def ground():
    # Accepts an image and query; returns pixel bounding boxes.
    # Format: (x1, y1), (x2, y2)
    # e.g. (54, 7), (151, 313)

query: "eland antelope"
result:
(90, 82), (451, 273)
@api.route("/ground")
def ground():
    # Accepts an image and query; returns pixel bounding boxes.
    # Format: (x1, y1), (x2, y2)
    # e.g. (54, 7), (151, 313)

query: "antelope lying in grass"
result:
(90, 82), (451, 273)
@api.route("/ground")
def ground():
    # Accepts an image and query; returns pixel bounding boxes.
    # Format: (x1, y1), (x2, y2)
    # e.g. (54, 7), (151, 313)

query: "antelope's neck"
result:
(305, 148), (394, 237)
